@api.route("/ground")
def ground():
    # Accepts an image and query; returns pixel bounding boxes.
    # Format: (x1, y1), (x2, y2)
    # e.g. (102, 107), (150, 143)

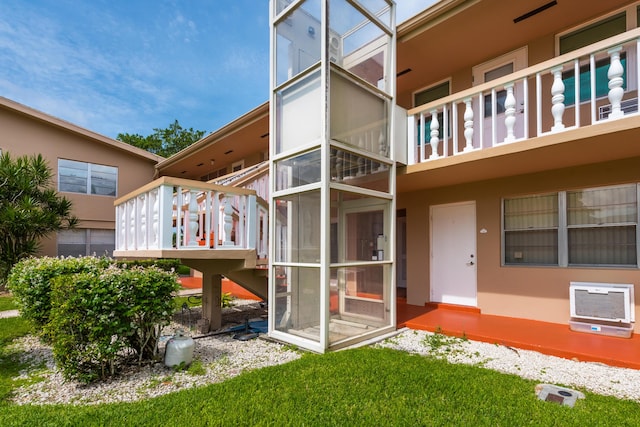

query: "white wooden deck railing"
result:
(407, 28), (640, 164)
(115, 176), (268, 259)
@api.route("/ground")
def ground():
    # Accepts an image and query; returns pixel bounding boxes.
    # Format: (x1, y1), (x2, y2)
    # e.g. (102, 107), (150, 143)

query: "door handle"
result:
(466, 261), (475, 266)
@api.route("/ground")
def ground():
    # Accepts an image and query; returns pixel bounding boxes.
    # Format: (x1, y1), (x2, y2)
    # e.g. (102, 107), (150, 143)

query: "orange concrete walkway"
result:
(178, 276), (639, 369)
(178, 276), (261, 301)
(398, 300), (640, 370)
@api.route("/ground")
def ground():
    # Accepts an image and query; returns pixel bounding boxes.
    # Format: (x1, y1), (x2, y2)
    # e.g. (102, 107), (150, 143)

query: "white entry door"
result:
(430, 201), (477, 306)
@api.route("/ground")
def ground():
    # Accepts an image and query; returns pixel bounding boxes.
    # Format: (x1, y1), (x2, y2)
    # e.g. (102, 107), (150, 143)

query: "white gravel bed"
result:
(7, 317), (640, 405)
(8, 301), (302, 406)
(376, 329), (640, 402)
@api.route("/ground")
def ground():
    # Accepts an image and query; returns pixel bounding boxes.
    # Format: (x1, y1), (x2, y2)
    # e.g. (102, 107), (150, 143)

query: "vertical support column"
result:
(201, 272), (223, 332)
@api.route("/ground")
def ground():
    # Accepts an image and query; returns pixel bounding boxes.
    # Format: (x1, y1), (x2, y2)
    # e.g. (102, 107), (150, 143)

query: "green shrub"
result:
(45, 264), (180, 382)
(7, 256), (109, 333)
(113, 258), (182, 272)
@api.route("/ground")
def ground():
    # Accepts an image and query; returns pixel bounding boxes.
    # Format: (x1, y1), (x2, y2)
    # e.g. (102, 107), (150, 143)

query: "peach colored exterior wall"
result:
(0, 104), (158, 257)
(398, 156), (640, 330)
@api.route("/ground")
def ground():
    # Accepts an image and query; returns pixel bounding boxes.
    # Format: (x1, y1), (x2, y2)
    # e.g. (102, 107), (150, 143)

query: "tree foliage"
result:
(0, 153), (78, 287)
(117, 119), (206, 157)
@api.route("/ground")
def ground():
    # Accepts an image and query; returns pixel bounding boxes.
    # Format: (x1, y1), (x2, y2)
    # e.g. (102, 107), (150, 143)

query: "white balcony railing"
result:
(407, 28), (640, 164)
(115, 177), (268, 259)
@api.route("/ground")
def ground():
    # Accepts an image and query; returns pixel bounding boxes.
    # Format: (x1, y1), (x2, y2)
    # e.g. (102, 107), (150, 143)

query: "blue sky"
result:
(0, 1), (435, 139)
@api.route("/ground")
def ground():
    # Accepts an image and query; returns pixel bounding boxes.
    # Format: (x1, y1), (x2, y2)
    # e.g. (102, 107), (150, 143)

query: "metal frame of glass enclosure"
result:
(269, 0), (396, 353)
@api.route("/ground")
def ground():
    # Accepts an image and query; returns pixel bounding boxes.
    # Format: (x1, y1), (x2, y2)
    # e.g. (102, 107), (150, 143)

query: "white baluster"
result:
(128, 200), (136, 249)
(187, 191), (198, 246)
(550, 66), (566, 131)
(223, 196), (234, 246)
(503, 83), (516, 142)
(119, 205), (126, 250)
(463, 97), (474, 152)
(151, 190), (159, 248)
(139, 194), (147, 249)
(607, 46), (625, 119)
(429, 109), (440, 160)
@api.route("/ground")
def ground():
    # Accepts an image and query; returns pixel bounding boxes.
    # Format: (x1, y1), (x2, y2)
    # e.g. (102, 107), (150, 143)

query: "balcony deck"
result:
(401, 28), (640, 191)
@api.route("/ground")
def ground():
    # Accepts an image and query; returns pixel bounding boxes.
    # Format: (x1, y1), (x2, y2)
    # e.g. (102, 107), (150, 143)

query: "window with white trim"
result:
(503, 184), (638, 267)
(58, 159), (117, 196)
(57, 229), (115, 257)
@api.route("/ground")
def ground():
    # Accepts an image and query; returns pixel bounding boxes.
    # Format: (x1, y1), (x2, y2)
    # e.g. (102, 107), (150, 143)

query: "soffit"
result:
(396, 0), (634, 106)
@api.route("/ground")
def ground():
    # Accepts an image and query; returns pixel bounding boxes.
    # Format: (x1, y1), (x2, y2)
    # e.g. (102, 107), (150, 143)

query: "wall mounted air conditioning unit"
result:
(570, 282), (634, 323)
(598, 97), (638, 120)
(569, 282), (635, 338)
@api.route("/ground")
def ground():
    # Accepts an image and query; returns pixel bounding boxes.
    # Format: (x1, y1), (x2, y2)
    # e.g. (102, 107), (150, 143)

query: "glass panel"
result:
(330, 148), (389, 192)
(330, 0), (390, 91)
(274, 191), (321, 263)
(276, 70), (322, 154)
(504, 230), (558, 265)
(358, 0), (392, 27)
(504, 194), (558, 229)
(484, 90), (507, 117)
(345, 210), (385, 261)
(504, 194), (558, 265)
(59, 159), (88, 194)
(273, 265), (321, 342)
(559, 12), (626, 55)
(90, 164), (117, 196)
(275, 0), (322, 86)
(569, 226), (636, 266)
(57, 229), (87, 257)
(90, 229), (115, 257)
(330, 264), (389, 340)
(567, 185), (637, 225)
(567, 185), (637, 266)
(330, 190), (389, 263)
(484, 63), (513, 82)
(330, 71), (388, 156)
(414, 81), (449, 107)
(275, 149), (321, 191)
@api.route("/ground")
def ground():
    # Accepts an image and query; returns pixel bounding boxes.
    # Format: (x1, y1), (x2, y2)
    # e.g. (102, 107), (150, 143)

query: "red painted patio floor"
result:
(178, 276), (639, 369)
(398, 300), (640, 370)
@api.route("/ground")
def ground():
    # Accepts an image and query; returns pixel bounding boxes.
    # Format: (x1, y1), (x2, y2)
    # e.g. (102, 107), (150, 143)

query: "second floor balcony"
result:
(401, 28), (640, 191)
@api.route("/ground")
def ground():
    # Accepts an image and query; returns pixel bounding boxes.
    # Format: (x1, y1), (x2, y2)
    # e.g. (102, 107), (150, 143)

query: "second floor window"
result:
(58, 159), (117, 196)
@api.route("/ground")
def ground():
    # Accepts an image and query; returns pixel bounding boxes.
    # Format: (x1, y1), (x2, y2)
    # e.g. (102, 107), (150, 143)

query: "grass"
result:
(0, 326), (639, 427)
(0, 295), (17, 312)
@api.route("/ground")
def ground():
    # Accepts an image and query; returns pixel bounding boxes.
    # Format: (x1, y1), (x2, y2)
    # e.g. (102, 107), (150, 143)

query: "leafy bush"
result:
(45, 264), (179, 382)
(113, 258), (182, 272)
(7, 256), (109, 333)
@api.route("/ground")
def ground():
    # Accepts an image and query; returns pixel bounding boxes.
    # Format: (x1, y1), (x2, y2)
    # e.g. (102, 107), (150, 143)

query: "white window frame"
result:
(57, 229), (115, 257)
(502, 184), (640, 268)
(58, 159), (118, 197)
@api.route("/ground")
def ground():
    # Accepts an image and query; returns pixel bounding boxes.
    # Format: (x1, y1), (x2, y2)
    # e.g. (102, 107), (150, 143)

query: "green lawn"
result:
(1, 318), (639, 426)
(0, 295), (17, 312)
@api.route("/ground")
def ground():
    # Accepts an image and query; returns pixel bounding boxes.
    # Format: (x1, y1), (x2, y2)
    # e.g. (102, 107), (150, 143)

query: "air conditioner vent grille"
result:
(573, 289), (626, 320)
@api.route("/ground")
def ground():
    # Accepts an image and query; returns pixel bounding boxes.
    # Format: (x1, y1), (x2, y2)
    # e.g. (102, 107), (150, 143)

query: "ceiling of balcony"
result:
(156, 103), (269, 181)
(396, 0), (634, 108)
